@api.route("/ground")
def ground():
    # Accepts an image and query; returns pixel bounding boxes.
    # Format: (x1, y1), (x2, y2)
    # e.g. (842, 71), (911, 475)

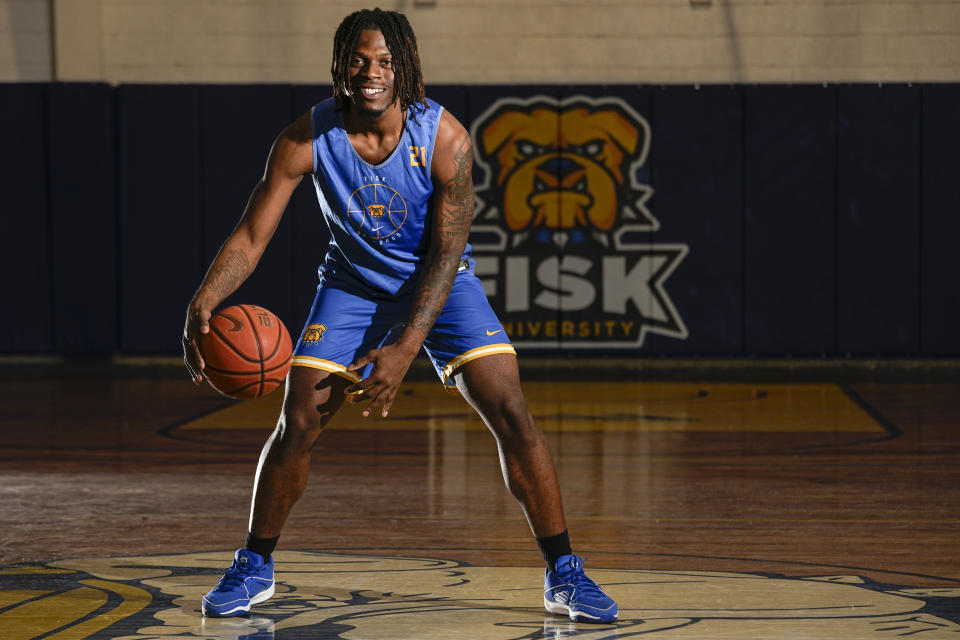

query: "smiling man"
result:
(182, 8), (617, 624)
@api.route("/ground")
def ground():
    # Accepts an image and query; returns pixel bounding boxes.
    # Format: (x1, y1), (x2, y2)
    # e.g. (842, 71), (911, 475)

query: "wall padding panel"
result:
(837, 85), (921, 355)
(920, 84), (960, 355)
(117, 85), (202, 353)
(0, 85), (53, 351)
(744, 85), (837, 355)
(648, 84), (742, 355)
(46, 83), (116, 353)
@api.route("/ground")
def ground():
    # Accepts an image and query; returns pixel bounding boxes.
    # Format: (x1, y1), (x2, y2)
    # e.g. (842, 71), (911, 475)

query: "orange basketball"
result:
(197, 304), (292, 399)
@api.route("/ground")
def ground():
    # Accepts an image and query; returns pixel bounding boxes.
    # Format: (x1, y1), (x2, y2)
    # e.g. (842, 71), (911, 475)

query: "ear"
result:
(479, 110), (533, 160)
(590, 109), (640, 154)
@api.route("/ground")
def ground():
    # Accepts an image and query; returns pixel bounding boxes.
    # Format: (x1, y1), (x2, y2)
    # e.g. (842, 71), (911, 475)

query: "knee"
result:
(275, 406), (329, 451)
(487, 395), (541, 447)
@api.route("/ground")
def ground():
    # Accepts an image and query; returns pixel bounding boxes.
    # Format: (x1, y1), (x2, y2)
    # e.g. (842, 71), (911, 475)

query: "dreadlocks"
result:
(331, 8), (427, 115)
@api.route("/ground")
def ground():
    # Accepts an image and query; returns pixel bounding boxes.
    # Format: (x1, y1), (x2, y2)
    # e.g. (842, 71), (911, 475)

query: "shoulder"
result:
(267, 110), (314, 179)
(431, 110), (472, 180)
(434, 108), (465, 143)
(310, 97), (340, 135)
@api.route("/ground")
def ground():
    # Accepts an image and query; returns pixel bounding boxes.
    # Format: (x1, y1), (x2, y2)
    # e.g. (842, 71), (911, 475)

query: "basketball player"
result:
(182, 8), (617, 624)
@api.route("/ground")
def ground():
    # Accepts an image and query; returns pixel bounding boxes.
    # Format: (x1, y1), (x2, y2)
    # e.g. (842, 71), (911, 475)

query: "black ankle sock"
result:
(536, 530), (572, 571)
(244, 532), (279, 561)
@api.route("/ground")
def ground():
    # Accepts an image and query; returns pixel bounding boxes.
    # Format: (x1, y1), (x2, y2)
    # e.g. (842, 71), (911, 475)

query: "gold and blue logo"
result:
(302, 323), (326, 345)
(470, 95), (689, 348)
(347, 182), (408, 244)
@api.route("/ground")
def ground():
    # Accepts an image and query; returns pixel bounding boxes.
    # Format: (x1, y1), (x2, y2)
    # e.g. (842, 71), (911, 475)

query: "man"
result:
(182, 8), (617, 624)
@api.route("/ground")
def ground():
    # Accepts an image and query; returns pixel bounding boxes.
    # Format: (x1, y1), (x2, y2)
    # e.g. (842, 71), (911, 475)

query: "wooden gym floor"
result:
(1, 359), (959, 639)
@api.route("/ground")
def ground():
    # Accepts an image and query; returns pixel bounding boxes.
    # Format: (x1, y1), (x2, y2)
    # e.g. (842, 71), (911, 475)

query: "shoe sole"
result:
(543, 596), (618, 623)
(203, 583), (275, 617)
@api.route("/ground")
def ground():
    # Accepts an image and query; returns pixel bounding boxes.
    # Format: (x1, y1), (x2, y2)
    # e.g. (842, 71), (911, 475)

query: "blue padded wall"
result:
(117, 85), (202, 353)
(46, 83), (116, 353)
(837, 85), (921, 355)
(648, 85), (743, 355)
(6, 81), (960, 357)
(744, 85), (837, 355)
(0, 85), (53, 352)
(920, 84), (960, 355)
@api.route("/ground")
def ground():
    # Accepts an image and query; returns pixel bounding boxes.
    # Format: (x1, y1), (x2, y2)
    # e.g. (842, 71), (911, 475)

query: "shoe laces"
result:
(216, 559), (252, 591)
(563, 557), (605, 598)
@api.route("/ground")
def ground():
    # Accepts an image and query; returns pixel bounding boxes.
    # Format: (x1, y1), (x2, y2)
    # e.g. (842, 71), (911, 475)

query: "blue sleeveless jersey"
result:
(310, 97), (471, 296)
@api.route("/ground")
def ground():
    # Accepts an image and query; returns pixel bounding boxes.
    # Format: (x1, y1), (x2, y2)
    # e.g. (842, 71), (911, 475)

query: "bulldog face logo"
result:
(473, 95), (655, 248)
(302, 323), (326, 345)
(468, 95), (688, 349)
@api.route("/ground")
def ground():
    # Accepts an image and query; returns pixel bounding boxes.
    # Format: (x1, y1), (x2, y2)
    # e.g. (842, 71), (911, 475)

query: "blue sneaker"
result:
(202, 549), (275, 617)
(544, 554), (618, 623)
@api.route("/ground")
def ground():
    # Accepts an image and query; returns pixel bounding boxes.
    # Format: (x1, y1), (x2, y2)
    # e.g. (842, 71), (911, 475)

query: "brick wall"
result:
(0, 0), (52, 80)
(3, 0), (960, 84)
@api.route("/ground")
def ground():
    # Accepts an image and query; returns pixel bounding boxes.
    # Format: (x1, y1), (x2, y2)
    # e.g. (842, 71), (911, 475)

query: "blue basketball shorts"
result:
(291, 271), (515, 391)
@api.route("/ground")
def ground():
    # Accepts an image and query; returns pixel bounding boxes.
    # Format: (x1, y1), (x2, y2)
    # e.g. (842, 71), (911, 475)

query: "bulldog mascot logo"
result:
(302, 323), (326, 345)
(470, 95), (688, 348)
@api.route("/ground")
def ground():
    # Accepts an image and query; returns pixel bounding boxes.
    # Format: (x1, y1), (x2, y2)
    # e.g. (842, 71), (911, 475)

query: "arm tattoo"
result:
(408, 134), (475, 334)
(439, 135), (475, 236)
(204, 248), (251, 298)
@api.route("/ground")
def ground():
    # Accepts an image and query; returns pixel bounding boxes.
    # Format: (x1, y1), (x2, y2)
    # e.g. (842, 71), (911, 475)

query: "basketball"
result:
(196, 304), (293, 399)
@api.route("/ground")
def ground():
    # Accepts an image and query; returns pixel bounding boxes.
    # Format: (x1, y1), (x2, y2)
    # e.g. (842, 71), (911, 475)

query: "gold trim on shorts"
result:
(440, 343), (516, 383)
(291, 356), (362, 384)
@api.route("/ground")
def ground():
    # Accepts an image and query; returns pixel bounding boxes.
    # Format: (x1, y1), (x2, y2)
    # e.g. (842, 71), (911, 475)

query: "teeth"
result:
(362, 88), (383, 96)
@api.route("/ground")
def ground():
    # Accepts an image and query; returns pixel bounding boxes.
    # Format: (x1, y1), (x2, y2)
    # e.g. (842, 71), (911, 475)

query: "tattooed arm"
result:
(182, 111), (314, 384)
(406, 115), (474, 338)
(346, 111), (475, 417)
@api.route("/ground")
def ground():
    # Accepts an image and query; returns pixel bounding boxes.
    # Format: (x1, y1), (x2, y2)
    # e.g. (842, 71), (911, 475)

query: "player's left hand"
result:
(182, 304), (212, 385)
(345, 343), (417, 418)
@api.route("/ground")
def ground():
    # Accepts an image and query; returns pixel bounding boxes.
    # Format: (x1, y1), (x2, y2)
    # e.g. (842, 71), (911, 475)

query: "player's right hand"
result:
(182, 306), (211, 384)
(344, 341), (417, 418)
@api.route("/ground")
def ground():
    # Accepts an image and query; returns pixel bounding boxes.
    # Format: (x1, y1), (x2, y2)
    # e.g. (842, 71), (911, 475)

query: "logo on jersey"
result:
(470, 95), (688, 348)
(348, 182), (408, 244)
(302, 323), (326, 345)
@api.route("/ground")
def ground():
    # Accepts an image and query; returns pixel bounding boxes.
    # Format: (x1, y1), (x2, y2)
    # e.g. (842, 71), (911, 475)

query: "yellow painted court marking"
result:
(0, 590), (51, 609)
(0, 567), (75, 575)
(182, 382), (884, 433)
(0, 586), (106, 640)
(43, 580), (152, 640)
(0, 580), (152, 640)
